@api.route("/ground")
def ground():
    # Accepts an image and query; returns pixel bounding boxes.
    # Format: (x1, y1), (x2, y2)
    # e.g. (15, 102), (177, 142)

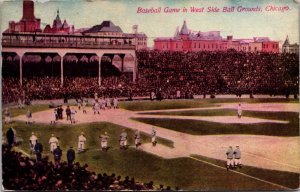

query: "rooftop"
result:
(84, 21), (123, 33)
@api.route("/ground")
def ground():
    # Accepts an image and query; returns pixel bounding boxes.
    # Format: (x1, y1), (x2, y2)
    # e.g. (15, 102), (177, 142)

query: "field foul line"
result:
(189, 156), (291, 190)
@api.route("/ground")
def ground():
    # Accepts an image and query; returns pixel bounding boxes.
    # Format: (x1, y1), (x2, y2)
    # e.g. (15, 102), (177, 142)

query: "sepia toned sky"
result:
(0, 0), (299, 47)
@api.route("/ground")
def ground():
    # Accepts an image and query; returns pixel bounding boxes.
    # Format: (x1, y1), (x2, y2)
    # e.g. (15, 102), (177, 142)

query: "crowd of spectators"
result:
(3, 144), (175, 190)
(2, 50), (299, 103)
(137, 50), (299, 98)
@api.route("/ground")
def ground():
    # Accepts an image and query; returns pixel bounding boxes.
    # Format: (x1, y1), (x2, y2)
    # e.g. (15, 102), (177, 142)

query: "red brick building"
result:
(154, 21), (279, 53)
(6, 0), (41, 33)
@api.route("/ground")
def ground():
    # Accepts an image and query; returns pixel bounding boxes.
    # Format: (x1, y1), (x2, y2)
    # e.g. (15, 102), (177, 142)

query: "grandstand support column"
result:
(120, 54), (125, 73)
(97, 53), (103, 86)
(133, 56), (137, 83)
(19, 53), (24, 86)
(58, 52), (66, 87)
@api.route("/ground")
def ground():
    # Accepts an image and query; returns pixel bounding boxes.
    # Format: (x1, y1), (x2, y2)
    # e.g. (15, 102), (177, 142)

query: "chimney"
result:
(227, 35), (233, 41)
(22, 0), (35, 20)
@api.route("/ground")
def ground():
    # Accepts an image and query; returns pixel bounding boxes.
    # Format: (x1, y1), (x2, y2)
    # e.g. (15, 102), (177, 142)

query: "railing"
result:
(2, 33), (136, 50)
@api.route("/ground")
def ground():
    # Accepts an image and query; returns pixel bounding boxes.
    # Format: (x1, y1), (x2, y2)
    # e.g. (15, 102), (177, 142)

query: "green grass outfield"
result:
(133, 110), (299, 136)
(120, 98), (298, 111)
(132, 115), (299, 136)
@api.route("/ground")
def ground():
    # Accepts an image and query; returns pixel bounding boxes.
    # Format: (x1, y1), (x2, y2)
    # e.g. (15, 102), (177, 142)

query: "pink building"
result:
(154, 21), (279, 53)
(43, 10), (74, 34)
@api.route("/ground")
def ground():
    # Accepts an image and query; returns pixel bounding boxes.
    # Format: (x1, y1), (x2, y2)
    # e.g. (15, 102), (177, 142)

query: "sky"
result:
(0, 0), (299, 47)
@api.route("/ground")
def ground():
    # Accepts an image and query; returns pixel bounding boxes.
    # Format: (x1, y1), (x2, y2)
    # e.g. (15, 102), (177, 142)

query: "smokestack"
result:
(22, 0), (35, 20)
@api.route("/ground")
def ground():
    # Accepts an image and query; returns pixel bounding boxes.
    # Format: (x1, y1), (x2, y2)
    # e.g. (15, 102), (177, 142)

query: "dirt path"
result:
(13, 103), (300, 173)
(132, 114), (289, 124)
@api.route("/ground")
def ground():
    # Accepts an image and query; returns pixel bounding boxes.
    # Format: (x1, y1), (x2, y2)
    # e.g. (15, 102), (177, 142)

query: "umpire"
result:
(34, 141), (43, 161)
(67, 146), (75, 167)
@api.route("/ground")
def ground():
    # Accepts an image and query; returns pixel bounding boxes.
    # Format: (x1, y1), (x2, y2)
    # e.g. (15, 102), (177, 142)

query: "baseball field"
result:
(2, 98), (300, 190)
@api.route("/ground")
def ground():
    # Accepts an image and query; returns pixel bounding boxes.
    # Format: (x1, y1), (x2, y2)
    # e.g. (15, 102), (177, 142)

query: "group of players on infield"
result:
(6, 100), (244, 170)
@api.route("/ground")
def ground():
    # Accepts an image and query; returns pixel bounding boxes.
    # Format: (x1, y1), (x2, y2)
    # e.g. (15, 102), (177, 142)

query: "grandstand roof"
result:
(84, 20), (123, 33)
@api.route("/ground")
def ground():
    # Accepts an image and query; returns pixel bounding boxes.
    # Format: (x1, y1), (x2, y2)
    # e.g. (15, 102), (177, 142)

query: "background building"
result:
(43, 10), (74, 34)
(282, 36), (299, 54)
(5, 0), (41, 33)
(154, 21), (279, 53)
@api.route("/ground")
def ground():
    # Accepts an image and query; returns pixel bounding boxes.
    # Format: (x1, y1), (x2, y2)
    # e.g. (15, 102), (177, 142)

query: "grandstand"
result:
(2, 50), (299, 104)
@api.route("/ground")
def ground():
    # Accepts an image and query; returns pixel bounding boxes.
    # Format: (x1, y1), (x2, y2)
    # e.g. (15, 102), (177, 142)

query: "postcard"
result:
(1, 0), (299, 191)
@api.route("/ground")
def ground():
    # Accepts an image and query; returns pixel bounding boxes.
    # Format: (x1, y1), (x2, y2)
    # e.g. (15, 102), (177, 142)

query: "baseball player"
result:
(113, 97), (118, 109)
(77, 98), (82, 110)
(94, 101), (100, 115)
(29, 132), (38, 154)
(34, 141), (43, 161)
(106, 97), (111, 109)
(67, 146), (75, 167)
(119, 129), (128, 149)
(71, 108), (77, 124)
(4, 108), (10, 124)
(18, 98), (24, 109)
(82, 99), (87, 114)
(233, 146), (242, 168)
(237, 104), (242, 118)
(100, 97), (106, 110)
(6, 128), (14, 147)
(53, 146), (62, 168)
(100, 132), (110, 151)
(226, 146), (234, 170)
(78, 132), (87, 153)
(151, 128), (157, 146)
(49, 134), (59, 153)
(51, 108), (58, 124)
(66, 106), (71, 121)
(26, 110), (32, 124)
(134, 129), (142, 148)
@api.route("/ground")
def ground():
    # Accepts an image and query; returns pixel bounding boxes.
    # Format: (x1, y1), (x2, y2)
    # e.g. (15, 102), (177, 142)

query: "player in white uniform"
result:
(100, 132), (110, 151)
(49, 134), (59, 153)
(18, 98), (24, 109)
(151, 128), (157, 146)
(71, 109), (77, 124)
(226, 146), (234, 170)
(29, 132), (38, 154)
(134, 129), (142, 148)
(78, 132), (87, 153)
(77, 99), (82, 110)
(106, 98), (111, 109)
(26, 110), (32, 124)
(82, 100), (87, 114)
(233, 146), (242, 168)
(237, 104), (242, 118)
(94, 101), (100, 115)
(113, 98), (118, 109)
(101, 98), (106, 110)
(4, 108), (10, 124)
(119, 129), (128, 149)
(51, 108), (58, 124)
